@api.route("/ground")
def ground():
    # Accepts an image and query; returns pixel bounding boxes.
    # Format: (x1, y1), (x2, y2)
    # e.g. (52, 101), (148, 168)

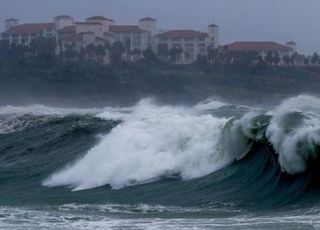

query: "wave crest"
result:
(43, 96), (320, 191)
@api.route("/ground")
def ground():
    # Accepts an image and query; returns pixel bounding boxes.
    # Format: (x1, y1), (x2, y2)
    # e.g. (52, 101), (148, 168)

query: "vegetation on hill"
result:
(1, 39), (320, 107)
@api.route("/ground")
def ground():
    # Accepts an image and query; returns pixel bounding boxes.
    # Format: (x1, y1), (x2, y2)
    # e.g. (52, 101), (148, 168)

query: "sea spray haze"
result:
(1, 95), (320, 229)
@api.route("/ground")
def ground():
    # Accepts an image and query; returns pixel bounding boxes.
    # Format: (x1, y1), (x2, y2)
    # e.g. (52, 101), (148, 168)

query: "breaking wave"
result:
(1, 95), (320, 211)
(43, 95), (320, 192)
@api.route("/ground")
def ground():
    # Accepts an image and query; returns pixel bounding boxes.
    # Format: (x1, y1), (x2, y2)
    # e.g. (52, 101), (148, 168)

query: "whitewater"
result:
(1, 95), (320, 229)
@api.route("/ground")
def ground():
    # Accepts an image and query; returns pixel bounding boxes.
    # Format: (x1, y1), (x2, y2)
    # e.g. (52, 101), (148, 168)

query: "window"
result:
(184, 43), (194, 48)
(172, 38), (181, 42)
(172, 43), (182, 48)
(159, 38), (167, 42)
(184, 38), (194, 42)
(132, 35), (141, 48)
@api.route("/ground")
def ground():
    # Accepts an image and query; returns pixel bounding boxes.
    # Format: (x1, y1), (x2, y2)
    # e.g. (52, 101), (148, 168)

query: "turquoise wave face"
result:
(0, 95), (320, 211)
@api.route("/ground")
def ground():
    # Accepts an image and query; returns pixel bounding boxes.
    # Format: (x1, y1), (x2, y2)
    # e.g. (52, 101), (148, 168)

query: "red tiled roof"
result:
(54, 15), (73, 19)
(3, 23), (55, 34)
(58, 25), (76, 33)
(286, 41), (296, 45)
(156, 30), (208, 39)
(139, 17), (157, 21)
(75, 22), (103, 25)
(61, 32), (93, 41)
(5, 18), (19, 22)
(86, 16), (114, 21)
(81, 32), (95, 35)
(61, 33), (83, 42)
(228, 42), (292, 52)
(109, 25), (145, 33)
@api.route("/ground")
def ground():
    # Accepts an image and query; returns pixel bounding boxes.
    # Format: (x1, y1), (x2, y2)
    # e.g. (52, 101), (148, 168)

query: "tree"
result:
(283, 55), (291, 66)
(130, 48), (141, 62)
(104, 41), (111, 64)
(142, 47), (157, 62)
(29, 37), (56, 59)
(169, 46), (183, 64)
(304, 57), (310, 66)
(184, 51), (192, 64)
(63, 43), (78, 60)
(265, 51), (274, 65)
(273, 51), (280, 65)
(311, 52), (320, 65)
(110, 41), (125, 64)
(157, 43), (169, 61)
(85, 44), (96, 59)
(207, 46), (218, 65)
(95, 44), (106, 64)
(0, 40), (10, 59)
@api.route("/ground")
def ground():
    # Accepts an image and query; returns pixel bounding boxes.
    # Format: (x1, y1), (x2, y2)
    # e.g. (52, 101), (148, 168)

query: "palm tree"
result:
(110, 41), (125, 64)
(104, 41), (111, 64)
(207, 46), (218, 65)
(283, 55), (291, 66)
(157, 43), (169, 61)
(94, 44), (106, 64)
(169, 46), (183, 64)
(85, 44), (96, 60)
(273, 51), (280, 65)
(131, 48), (141, 62)
(184, 51), (192, 64)
(64, 43), (78, 60)
(142, 47), (157, 62)
(29, 37), (56, 58)
(265, 51), (274, 65)
(311, 52), (320, 65)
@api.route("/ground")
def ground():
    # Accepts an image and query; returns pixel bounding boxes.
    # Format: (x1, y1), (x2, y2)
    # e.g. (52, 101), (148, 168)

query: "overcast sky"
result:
(0, 0), (319, 54)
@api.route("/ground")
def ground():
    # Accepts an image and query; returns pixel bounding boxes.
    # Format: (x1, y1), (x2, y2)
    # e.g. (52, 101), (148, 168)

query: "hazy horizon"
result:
(0, 0), (319, 54)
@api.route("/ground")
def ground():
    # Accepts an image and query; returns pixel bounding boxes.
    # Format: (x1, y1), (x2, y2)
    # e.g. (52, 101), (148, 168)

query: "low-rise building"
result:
(86, 16), (115, 32)
(1, 15), (220, 64)
(1, 20), (56, 45)
(154, 24), (219, 64)
(227, 41), (295, 58)
(54, 15), (74, 30)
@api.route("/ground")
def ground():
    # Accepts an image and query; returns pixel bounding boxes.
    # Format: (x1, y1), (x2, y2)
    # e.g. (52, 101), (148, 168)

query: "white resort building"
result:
(227, 41), (297, 58)
(154, 24), (219, 64)
(0, 15), (220, 64)
(1, 18), (56, 45)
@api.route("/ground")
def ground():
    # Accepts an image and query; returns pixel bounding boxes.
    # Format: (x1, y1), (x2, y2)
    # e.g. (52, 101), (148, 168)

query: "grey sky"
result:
(0, 0), (319, 54)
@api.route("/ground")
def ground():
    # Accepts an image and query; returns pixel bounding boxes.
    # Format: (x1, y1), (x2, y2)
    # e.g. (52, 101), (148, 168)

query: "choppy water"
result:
(1, 95), (320, 229)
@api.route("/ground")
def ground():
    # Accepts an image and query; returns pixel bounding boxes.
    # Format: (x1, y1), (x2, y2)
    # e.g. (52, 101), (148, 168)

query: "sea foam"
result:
(44, 100), (233, 190)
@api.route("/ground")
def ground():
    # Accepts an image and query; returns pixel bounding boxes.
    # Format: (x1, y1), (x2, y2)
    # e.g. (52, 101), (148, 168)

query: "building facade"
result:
(1, 20), (56, 45)
(227, 41), (295, 59)
(154, 24), (219, 64)
(1, 15), (220, 64)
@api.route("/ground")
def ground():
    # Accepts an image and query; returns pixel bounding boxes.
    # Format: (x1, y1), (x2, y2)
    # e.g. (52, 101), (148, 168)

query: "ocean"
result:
(0, 95), (320, 229)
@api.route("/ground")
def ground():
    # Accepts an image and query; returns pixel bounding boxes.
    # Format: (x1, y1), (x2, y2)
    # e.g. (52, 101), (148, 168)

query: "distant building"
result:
(1, 21), (56, 45)
(1, 15), (219, 64)
(154, 24), (219, 64)
(110, 25), (149, 48)
(285, 41), (297, 53)
(86, 16), (115, 32)
(227, 41), (295, 58)
(54, 15), (74, 30)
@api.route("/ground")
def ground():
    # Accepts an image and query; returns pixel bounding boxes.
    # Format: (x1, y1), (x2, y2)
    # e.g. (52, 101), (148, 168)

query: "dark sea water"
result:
(1, 96), (320, 229)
